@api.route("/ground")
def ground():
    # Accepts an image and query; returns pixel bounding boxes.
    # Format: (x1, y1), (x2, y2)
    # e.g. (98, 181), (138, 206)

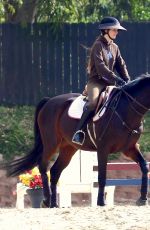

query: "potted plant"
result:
(19, 167), (50, 208)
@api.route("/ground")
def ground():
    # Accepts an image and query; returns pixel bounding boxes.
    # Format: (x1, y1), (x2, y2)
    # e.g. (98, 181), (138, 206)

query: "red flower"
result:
(28, 175), (43, 188)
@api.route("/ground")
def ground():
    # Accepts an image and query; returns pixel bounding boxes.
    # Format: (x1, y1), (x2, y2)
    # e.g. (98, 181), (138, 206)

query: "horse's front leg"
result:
(124, 145), (149, 206)
(97, 149), (108, 206)
(136, 153), (149, 206)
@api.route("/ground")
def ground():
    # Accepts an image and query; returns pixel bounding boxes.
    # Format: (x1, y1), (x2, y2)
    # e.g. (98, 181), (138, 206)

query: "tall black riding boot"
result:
(72, 107), (94, 145)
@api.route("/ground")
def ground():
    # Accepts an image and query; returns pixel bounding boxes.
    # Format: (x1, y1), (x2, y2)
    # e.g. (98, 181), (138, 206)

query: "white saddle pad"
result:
(68, 95), (86, 119)
(68, 86), (115, 120)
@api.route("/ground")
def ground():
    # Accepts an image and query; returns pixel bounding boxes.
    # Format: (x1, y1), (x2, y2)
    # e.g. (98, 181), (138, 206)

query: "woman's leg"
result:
(72, 81), (104, 145)
(87, 81), (104, 110)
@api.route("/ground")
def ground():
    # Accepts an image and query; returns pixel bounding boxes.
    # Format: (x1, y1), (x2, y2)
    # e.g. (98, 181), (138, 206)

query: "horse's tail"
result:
(0, 97), (50, 177)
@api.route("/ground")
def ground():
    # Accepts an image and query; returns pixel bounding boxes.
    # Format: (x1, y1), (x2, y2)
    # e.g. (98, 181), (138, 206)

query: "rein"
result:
(98, 90), (122, 141)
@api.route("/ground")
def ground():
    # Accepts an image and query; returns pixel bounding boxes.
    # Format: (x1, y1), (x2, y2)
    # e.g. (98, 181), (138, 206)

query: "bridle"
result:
(88, 87), (150, 146)
(112, 87), (149, 136)
(110, 87), (150, 132)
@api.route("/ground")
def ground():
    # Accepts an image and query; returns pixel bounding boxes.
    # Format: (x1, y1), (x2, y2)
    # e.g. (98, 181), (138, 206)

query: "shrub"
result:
(0, 106), (34, 160)
(0, 106), (150, 160)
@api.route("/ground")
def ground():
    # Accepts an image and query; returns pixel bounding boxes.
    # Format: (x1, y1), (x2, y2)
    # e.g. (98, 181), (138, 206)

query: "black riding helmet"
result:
(99, 16), (126, 31)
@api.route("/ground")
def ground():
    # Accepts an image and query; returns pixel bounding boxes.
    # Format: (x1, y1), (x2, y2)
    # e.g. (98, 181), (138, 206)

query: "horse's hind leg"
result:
(38, 158), (50, 207)
(38, 118), (60, 208)
(38, 145), (58, 208)
(123, 143), (149, 205)
(50, 144), (76, 208)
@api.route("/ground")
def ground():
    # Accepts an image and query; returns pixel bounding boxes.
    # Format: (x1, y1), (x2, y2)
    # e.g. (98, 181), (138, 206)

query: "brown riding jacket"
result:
(88, 35), (130, 85)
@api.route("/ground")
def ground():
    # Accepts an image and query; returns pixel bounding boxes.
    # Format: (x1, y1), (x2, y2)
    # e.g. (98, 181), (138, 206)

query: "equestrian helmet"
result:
(99, 17), (126, 31)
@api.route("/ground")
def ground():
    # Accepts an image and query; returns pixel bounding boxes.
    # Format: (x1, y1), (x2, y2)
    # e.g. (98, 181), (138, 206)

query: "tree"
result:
(0, 0), (150, 24)
(110, 0), (150, 21)
(0, 0), (38, 23)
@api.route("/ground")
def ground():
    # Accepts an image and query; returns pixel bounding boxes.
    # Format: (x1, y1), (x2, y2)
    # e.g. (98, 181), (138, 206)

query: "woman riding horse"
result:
(1, 75), (150, 208)
(72, 16), (130, 145)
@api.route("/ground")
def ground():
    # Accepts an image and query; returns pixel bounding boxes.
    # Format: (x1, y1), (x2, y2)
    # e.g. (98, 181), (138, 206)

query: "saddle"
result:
(68, 86), (116, 121)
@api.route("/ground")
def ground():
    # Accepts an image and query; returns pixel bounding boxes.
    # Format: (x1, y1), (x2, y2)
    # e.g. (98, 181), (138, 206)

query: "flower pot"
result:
(26, 188), (43, 208)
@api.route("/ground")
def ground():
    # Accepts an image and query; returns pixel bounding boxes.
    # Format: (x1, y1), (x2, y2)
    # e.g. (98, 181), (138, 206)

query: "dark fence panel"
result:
(63, 24), (71, 94)
(71, 24), (79, 92)
(116, 22), (150, 77)
(78, 23), (87, 92)
(0, 22), (150, 105)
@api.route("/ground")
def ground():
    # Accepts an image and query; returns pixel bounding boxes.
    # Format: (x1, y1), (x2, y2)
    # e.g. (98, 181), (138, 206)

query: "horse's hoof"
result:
(97, 200), (106, 206)
(40, 200), (50, 208)
(50, 203), (59, 208)
(97, 203), (106, 206)
(136, 198), (148, 206)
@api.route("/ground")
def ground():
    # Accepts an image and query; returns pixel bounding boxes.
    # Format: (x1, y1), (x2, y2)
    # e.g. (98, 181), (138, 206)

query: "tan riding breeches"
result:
(86, 81), (105, 110)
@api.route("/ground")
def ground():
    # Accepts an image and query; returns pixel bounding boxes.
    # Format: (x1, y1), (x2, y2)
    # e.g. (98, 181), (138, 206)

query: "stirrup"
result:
(72, 130), (85, 145)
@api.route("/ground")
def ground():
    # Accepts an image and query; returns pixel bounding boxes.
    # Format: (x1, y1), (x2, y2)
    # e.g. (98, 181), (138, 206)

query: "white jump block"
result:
(58, 183), (115, 207)
(16, 183), (27, 209)
(57, 185), (72, 208)
(16, 183), (115, 208)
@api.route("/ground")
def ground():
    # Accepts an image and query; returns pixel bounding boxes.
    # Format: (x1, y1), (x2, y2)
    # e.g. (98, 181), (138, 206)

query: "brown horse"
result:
(1, 74), (150, 207)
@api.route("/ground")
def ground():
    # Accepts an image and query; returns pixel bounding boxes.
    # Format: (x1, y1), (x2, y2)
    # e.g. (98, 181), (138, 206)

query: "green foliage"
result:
(0, 0), (23, 23)
(0, 106), (150, 160)
(0, 106), (34, 160)
(37, 0), (94, 23)
(108, 113), (150, 161)
(0, 0), (5, 23)
(0, 0), (150, 23)
(139, 114), (150, 152)
(110, 0), (150, 21)
(36, 0), (150, 23)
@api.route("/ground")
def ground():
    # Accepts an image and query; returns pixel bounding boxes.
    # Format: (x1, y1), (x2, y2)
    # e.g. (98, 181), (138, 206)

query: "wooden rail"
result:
(93, 162), (150, 187)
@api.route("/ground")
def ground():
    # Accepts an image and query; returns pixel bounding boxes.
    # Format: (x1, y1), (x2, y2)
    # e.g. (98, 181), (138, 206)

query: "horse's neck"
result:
(129, 78), (150, 111)
(131, 89), (150, 114)
(120, 86), (149, 130)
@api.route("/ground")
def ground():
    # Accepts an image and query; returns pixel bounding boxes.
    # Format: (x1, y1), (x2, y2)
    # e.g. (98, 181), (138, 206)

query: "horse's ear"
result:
(137, 73), (150, 79)
(146, 73), (150, 78)
(143, 73), (150, 79)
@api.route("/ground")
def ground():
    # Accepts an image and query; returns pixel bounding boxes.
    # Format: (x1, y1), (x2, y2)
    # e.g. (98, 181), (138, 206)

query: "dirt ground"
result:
(0, 205), (149, 230)
(0, 154), (150, 230)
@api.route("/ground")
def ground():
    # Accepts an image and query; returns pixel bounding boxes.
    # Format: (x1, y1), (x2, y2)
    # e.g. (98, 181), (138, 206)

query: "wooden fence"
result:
(0, 22), (150, 105)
